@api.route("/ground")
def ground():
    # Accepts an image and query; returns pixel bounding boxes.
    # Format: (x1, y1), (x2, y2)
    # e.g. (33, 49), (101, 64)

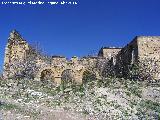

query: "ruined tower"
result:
(3, 30), (29, 78)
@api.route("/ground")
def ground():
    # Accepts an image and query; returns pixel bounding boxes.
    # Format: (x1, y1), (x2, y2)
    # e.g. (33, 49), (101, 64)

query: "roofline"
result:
(102, 47), (122, 49)
(52, 55), (66, 58)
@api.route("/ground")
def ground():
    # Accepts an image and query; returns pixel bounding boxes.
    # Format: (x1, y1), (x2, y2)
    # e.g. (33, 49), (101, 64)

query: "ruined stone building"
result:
(3, 30), (160, 83)
(116, 36), (160, 80)
(99, 36), (160, 81)
(3, 30), (104, 84)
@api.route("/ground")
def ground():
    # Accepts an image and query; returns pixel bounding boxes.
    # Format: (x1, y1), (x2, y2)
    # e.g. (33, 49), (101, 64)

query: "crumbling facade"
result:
(3, 30), (30, 78)
(98, 47), (122, 59)
(3, 30), (160, 83)
(3, 30), (103, 84)
(115, 36), (160, 80)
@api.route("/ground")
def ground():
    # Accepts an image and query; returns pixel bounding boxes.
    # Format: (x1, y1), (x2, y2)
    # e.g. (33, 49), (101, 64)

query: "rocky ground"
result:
(0, 77), (160, 120)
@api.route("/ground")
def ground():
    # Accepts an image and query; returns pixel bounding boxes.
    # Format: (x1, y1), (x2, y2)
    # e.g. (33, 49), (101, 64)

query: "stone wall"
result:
(137, 36), (160, 60)
(3, 30), (160, 82)
(98, 47), (121, 59)
(115, 37), (138, 77)
(115, 36), (160, 81)
(137, 36), (160, 80)
(3, 30), (103, 84)
(3, 30), (29, 78)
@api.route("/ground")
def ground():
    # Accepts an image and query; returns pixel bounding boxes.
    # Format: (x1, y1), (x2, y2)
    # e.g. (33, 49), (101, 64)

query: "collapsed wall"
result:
(3, 30), (47, 79)
(98, 47), (121, 59)
(115, 37), (139, 77)
(98, 47), (122, 77)
(3, 30), (160, 82)
(2, 30), (103, 83)
(115, 36), (160, 81)
(3, 30), (30, 78)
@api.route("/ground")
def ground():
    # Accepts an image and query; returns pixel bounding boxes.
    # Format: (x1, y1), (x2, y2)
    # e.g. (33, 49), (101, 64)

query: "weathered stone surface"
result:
(115, 36), (160, 81)
(3, 30), (160, 82)
(3, 30), (103, 84)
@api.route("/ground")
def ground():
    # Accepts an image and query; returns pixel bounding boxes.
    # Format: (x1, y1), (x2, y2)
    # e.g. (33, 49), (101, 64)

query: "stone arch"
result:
(40, 69), (55, 84)
(37, 66), (64, 84)
(61, 69), (76, 84)
(60, 66), (86, 84)
(37, 66), (101, 85)
(37, 67), (53, 78)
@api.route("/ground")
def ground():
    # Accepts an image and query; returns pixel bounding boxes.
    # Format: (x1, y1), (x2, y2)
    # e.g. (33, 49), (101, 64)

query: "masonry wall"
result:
(98, 47), (121, 59)
(3, 30), (30, 78)
(3, 30), (160, 82)
(137, 36), (160, 60)
(115, 37), (139, 77)
(137, 36), (160, 80)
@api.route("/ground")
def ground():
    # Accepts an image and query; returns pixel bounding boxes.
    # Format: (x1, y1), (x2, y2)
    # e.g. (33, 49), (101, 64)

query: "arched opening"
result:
(61, 69), (76, 85)
(40, 69), (55, 85)
(82, 70), (96, 83)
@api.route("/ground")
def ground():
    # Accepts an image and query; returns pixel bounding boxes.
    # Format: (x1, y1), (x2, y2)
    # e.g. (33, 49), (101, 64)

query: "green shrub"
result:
(82, 71), (96, 83)
(139, 100), (160, 113)
(0, 103), (19, 111)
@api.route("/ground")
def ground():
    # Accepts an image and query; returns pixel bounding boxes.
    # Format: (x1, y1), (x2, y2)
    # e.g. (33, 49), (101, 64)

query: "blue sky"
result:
(0, 0), (160, 70)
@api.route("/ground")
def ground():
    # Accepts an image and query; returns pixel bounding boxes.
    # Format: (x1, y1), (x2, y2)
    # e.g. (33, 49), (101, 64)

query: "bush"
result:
(82, 71), (96, 84)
